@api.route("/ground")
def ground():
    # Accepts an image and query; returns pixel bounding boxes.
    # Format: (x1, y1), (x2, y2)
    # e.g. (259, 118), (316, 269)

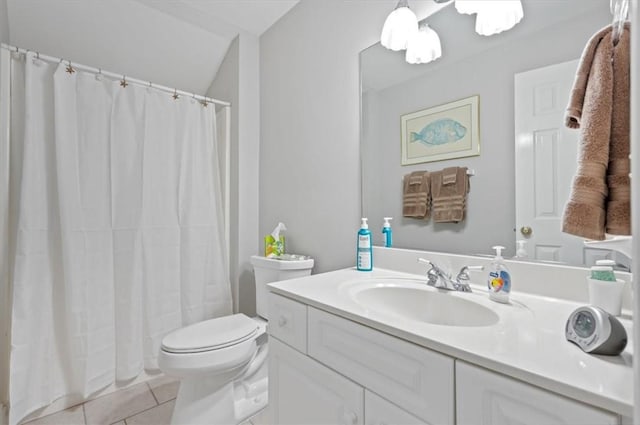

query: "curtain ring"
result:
(65, 60), (75, 74)
(120, 75), (128, 88)
(172, 89), (179, 100)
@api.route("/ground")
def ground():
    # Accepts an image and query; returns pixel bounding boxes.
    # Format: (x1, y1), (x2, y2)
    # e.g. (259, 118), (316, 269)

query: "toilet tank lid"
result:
(251, 255), (314, 270)
(161, 314), (258, 353)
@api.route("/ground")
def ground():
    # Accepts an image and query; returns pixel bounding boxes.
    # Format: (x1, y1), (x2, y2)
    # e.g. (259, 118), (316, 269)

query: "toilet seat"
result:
(162, 314), (259, 354)
(158, 314), (266, 377)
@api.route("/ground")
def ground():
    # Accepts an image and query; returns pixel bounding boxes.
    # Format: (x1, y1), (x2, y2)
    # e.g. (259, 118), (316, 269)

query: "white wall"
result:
(6, 0), (226, 94)
(208, 33), (261, 315)
(208, 37), (240, 312)
(0, 0), (8, 44)
(0, 0), (9, 413)
(260, 0), (441, 273)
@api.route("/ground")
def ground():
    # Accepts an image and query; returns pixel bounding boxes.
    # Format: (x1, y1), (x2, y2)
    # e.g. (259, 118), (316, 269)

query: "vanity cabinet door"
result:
(269, 337), (364, 425)
(365, 390), (429, 425)
(456, 361), (619, 425)
(308, 307), (454, 425)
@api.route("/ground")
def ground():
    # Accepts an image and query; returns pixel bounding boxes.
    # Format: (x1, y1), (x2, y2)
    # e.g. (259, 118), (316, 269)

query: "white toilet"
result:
(158, 255), (314, 425)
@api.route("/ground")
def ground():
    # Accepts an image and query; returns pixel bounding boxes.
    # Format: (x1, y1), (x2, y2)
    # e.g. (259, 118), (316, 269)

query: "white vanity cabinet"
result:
(268, 292), (623, 425)
(365, 391), (427, 425)
(268, 293), (446, 425)
(456, 361), (619, 425)
(269, 337), (364, 425)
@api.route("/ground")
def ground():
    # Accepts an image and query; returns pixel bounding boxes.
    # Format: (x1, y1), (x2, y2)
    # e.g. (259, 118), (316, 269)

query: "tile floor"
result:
(21, 375), (268, 425)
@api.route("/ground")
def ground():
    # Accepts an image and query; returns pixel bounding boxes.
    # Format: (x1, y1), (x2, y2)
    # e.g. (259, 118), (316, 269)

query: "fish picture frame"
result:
(400, 95), (480, 165)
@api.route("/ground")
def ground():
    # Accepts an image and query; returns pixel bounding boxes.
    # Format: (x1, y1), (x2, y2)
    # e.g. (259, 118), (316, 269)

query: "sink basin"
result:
(348, 279), (499, 327)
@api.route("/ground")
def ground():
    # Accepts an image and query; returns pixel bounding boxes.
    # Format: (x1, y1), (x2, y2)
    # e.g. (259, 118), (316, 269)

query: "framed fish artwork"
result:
(400, 95), (480, 165)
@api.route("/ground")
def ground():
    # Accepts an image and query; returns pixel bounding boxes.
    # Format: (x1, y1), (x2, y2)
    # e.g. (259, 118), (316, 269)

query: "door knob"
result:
(520, 226), (532, 236)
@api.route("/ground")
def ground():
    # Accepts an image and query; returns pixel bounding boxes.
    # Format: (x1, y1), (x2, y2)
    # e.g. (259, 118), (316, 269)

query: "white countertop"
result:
(268, 267), (633, 417)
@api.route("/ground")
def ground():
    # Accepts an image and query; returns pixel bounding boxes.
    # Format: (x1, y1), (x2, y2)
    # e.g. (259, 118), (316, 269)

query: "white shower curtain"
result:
(7, 52), (232, 424)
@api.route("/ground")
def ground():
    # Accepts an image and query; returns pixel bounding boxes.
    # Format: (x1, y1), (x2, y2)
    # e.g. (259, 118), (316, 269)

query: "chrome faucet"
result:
(418, 258), (484, 292)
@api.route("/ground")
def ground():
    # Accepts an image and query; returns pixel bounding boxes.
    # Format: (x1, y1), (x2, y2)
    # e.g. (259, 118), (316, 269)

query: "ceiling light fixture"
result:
(455, 0), (524, 36)
(380, 0), (419, 51)
(406, 22), (442, 64)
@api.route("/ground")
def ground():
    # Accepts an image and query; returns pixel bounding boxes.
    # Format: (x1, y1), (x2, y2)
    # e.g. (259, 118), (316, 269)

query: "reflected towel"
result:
(431, 167), (469, 223)
(403, 171), (431, 219)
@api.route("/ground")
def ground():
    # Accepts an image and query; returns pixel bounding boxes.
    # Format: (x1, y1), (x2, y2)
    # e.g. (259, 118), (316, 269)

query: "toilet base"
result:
(170, 342), (268, 425)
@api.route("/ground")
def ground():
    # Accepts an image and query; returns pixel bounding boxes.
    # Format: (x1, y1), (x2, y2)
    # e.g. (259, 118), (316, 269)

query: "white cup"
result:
(587, 277), (625, 316)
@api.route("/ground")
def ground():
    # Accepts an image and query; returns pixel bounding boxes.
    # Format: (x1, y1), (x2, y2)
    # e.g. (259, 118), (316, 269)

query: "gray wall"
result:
(362, 4), (610, 257)
(259, 0), (441, 273)
(207, 37), (240, 311)
(0, 0), (8, 410)
(0, 0), (7, 44)
(208, 33), (261, 316)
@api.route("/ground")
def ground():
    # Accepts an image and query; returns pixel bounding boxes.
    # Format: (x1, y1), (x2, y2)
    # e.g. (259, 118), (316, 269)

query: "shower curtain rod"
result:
(1, 43), (231, 107)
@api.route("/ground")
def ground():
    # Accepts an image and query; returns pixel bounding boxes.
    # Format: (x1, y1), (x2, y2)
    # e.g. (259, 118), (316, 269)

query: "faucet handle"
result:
(457, 265), (484, 281)
(418, 258), (449, 277)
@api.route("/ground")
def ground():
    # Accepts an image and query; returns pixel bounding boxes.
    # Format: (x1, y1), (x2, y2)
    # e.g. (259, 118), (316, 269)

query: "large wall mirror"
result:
(360, 0), (628, 267)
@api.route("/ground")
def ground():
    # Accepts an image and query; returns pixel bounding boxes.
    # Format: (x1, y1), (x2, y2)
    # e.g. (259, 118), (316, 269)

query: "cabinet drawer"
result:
(456, 361), (619, 425)
(365, 390), (428, 425)
(268, 293), (307, 353)
(308, 307), (454, 425)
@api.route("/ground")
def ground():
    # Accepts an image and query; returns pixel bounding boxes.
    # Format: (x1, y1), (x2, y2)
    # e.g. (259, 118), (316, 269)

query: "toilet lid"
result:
(161, 314), (259, 354)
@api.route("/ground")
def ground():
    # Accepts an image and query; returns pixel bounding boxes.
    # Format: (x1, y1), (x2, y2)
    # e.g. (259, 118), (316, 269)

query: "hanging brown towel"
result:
(431, 166), (469, 223)
(402, 171), (431, 219)
(562, 23), (630, 240)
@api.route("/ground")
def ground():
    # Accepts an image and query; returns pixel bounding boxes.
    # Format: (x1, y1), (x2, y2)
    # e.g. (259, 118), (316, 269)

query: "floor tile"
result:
(84, 382), (157, 425)
(124, 400), (174, 425)
(22, 404), (85, 425)
(147, 375), (180, 404)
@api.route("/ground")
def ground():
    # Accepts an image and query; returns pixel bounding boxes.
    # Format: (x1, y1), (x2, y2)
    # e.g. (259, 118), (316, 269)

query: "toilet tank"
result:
(250, 255), (314, 320)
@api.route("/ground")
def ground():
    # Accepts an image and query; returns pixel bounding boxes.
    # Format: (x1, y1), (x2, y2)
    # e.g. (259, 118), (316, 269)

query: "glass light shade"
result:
(455, 0), (486, 15)
(405, 24), (442, 65)
(380, 5), (419, 51)
(475, 1), (524, 36)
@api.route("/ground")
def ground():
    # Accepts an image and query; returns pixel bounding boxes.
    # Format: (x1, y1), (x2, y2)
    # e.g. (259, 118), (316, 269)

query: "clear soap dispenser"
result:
(487, 245), (511, 303)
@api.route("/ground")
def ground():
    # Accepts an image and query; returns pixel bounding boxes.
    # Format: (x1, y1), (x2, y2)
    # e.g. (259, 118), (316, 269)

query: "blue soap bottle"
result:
(382, 217), (393, 248)
(357, 218), (373, 271)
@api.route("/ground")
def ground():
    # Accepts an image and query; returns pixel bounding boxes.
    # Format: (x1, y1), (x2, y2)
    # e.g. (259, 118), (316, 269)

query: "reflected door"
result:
(514, 60), (585, 265)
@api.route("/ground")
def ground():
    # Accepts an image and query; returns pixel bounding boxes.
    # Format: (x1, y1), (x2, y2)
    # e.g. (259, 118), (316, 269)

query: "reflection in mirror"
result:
(360, 0), (627, 267)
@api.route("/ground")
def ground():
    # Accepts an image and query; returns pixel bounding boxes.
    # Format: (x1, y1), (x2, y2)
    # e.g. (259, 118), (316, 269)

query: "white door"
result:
(514, 59), (586, 265)
(456, 362), (618, 425)
(268, 337), (364, 425)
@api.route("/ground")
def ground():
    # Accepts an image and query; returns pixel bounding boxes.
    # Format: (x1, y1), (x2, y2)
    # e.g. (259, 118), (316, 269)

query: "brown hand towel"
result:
(431, 167), (469, 223)
(562, 23), (630, 240)
(403, 171), (431, 219)
(606, 24), (630, 236)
